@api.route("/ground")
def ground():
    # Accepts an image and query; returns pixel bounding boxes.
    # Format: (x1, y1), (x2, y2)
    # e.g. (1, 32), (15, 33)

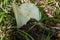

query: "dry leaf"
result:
(44, 6), (55, 17)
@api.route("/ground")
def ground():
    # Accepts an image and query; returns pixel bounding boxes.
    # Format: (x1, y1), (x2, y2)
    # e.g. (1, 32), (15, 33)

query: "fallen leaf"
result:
(44, 6), (55, 17)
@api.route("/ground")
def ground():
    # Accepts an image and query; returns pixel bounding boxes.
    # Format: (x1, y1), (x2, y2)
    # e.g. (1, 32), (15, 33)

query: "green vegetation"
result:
(0, 0), (60, 40)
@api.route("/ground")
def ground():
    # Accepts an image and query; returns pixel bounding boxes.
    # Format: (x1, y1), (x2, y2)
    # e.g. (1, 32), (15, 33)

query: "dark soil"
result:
(20, 19), (60, 40)
(10, 19), (60, 40)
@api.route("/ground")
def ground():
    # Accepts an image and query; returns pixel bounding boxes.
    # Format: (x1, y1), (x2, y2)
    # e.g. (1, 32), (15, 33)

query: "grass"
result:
(0, 0), (60, 40)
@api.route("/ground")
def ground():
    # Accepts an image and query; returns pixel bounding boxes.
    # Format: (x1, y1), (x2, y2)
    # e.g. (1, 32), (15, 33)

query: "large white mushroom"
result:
(12, 2), (41, 28)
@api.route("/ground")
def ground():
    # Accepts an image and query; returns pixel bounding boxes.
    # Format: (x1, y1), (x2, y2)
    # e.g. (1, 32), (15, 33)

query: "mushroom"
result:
(12, 2), (41, 28)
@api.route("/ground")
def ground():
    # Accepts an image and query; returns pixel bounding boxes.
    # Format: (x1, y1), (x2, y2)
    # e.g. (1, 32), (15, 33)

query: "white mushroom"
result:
(12, 2), (41, 28)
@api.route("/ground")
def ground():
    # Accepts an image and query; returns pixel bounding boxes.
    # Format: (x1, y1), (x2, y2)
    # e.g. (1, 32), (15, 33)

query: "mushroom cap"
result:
(19, 3), (41, 26)
(12, 2), (41, 28)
